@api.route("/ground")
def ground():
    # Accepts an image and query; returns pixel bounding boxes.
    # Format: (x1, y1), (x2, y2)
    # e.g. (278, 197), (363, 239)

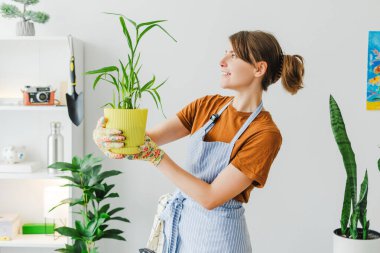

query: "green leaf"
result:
(74, 220), (89, 237)
(137, 24), (157, 44)
(25, 10), (49, 23)
(55, 226), (81, 239)
(105, 193), (119, 198)
(137, 20), (167, 29)
(108, 207), (124, 216)
(72, 156), (81, 167)
(119, 60), (129, 94)
(350, 207), (359, 239)
(108, 216), (130, 223)
(137, 23), (177, 44)
(105, 73), (120, 95)
(91, 184), (105, 192)
(0, 4), (22, 18)
(358, 170), (368, 238)
(103, 12), (137, 27)
(154, 24), (177, 42)
(153, 78), (168, 90)
(99, 204), (110, 214)
(133, 52), (141, 70)
(340, 179), (351, 235)
(103, 229), (123, 235)
(141, 75), (156, 92)
(100, 229), (126, 241)
(329, 95), (357, 210)
(97, 170), (122, 182)
(100, 102), (115, 109)
(86, 219), (98, 235)
(85, 66), (118, 75)
(48, 162), (74, 170)
(92, 74), (105, 90)
(147, 90), (159, 109)
(49, 198), (83, 212)
(58, 176), (79, 185)
(73, 240), (87, 253)
(119, 16), (134, 52)
(90, 164), (102, 177)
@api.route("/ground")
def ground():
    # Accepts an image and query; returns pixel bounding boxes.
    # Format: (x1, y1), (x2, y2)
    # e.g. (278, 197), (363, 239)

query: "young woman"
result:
(93, 30), (304, 253)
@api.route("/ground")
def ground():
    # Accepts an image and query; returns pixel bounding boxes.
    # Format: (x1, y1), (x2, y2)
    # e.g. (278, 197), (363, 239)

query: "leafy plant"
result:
(85, 13), (177, 118)
(48, 154), (129, 253)
(0, 0), (49, 23)
(329, 95), (372, 239)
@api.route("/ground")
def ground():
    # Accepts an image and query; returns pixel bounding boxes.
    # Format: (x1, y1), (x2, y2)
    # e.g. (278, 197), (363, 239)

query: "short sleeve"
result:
(176, 95), (208, 132)
(231, 131), (282, 188)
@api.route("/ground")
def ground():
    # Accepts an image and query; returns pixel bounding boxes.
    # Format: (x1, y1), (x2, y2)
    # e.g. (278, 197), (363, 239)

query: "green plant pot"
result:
(104, 108), (148, 155)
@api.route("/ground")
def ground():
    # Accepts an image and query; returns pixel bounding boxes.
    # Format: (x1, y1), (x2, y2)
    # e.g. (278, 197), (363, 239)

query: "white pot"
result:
(333, 228), (380, 253)
(16, 21), (35, 36)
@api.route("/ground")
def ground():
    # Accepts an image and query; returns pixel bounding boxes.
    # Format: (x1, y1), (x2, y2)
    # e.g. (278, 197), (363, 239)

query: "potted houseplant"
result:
(85, 13), (176, 155)
(48, 154), (130, 253)
(329, 95), (380, 253)
(0, 0), (49, 36)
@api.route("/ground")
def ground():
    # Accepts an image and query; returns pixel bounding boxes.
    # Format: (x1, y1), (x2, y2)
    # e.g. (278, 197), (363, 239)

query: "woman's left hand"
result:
(125, 135), (165, 167)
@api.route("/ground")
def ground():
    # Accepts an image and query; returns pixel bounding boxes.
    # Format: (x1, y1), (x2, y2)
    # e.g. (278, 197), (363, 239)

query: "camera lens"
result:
(37, 92), (47, 102)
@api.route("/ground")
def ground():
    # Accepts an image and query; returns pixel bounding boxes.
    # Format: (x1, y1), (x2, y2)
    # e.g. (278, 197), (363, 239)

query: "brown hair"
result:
(229, 30), (304, 95)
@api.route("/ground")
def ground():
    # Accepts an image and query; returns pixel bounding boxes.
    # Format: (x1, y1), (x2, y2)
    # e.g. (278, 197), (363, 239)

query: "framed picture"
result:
(366, 31), (380, 110)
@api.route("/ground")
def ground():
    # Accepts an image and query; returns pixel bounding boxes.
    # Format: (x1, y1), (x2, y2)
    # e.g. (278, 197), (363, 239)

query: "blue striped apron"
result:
(160, 97), (263, 253)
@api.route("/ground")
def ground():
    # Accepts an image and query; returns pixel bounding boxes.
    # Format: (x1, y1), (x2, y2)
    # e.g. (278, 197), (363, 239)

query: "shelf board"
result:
(0, 234), (68, 248)
(0, 170), (70, 180)
(0, 105), (67, 111)
(0, 36), (69, 41)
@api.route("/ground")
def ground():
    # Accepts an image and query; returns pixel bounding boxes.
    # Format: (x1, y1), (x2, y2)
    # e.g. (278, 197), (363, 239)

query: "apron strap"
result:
(229, 101), (263, 146)
(203, 97), (234, 134)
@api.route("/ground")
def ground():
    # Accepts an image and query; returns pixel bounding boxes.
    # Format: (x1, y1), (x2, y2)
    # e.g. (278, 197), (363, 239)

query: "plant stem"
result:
(23, 3), (26, 22)
(80, 175), (88, 227)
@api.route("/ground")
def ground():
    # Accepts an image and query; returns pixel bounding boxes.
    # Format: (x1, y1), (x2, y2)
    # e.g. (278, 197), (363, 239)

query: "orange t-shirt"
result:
(176, 94), (282, 203)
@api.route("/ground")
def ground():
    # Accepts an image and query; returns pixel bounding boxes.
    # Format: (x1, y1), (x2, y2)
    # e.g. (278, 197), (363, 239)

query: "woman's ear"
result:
(254, 61), (267, 78)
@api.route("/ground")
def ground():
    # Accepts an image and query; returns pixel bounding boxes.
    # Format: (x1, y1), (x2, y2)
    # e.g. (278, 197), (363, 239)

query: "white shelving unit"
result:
(0, 36), (84, 253)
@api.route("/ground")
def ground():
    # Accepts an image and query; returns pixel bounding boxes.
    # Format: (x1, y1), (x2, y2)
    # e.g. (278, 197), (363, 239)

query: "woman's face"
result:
(219, 41), (261, 91)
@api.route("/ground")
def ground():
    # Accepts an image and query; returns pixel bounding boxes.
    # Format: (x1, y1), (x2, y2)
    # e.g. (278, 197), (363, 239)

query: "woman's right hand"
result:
(93, 116), (126, 159)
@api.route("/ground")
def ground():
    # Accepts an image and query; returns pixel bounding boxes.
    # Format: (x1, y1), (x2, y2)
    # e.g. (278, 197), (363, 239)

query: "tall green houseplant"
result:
(48, 154), (130, 253)
(86, 13), (177, 117)
(329, 95), (371, 239)
(85, 13), (177, 155)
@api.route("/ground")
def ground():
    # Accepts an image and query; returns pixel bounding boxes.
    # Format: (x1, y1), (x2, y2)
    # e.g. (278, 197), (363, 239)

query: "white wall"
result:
(1, 0), (380, 252)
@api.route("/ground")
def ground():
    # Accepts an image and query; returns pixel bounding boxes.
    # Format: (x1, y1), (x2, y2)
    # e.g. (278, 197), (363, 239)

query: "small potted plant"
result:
(329, 95), (380, 253)
(48, 154), (130, 253)
(0, 0), (49, 36)
(86, 13), (176, 155)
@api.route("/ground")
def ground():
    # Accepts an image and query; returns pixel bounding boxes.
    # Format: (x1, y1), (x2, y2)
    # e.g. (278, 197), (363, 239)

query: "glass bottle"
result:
(47, 121), (64, 174)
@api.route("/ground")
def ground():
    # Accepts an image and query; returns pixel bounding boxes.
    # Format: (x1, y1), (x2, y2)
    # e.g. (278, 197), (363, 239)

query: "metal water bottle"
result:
(47, 121), (64, 174)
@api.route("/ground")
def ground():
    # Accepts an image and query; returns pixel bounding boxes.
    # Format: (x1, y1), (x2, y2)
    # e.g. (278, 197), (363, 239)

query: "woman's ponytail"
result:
(281, 54), (305, 95)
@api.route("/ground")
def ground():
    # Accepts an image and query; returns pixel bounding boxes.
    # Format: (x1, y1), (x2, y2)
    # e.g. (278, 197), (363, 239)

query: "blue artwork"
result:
(366, 31), (380, 109)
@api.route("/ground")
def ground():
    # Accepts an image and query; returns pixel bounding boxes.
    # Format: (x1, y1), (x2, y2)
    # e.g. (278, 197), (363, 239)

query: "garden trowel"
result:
(66, 35), (84, 126)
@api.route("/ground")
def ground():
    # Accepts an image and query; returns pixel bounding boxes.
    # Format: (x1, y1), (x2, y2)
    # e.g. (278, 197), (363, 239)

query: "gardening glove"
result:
(93, 116), (126, 159)
(125, 134), (165, 167)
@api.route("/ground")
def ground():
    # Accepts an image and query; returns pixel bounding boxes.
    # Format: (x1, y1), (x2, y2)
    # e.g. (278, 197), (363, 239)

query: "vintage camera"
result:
(22, 85), (55, 105)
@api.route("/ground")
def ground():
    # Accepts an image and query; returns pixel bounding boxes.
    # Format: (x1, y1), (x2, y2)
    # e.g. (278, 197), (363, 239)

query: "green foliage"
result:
(85, 13), (177, 118)
(0, 4), (20, 17)
(48, 154), (129, 253)
(13, 0), (39, 5)
(0, 0), (49, 23)
(329, 95), (371, 239)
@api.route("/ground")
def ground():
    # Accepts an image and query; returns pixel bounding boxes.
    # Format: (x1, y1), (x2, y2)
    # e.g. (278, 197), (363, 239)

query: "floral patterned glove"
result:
(125, 135), (165, 167)
(93, 117), (165, 166)
(93, 117), (126, 159)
